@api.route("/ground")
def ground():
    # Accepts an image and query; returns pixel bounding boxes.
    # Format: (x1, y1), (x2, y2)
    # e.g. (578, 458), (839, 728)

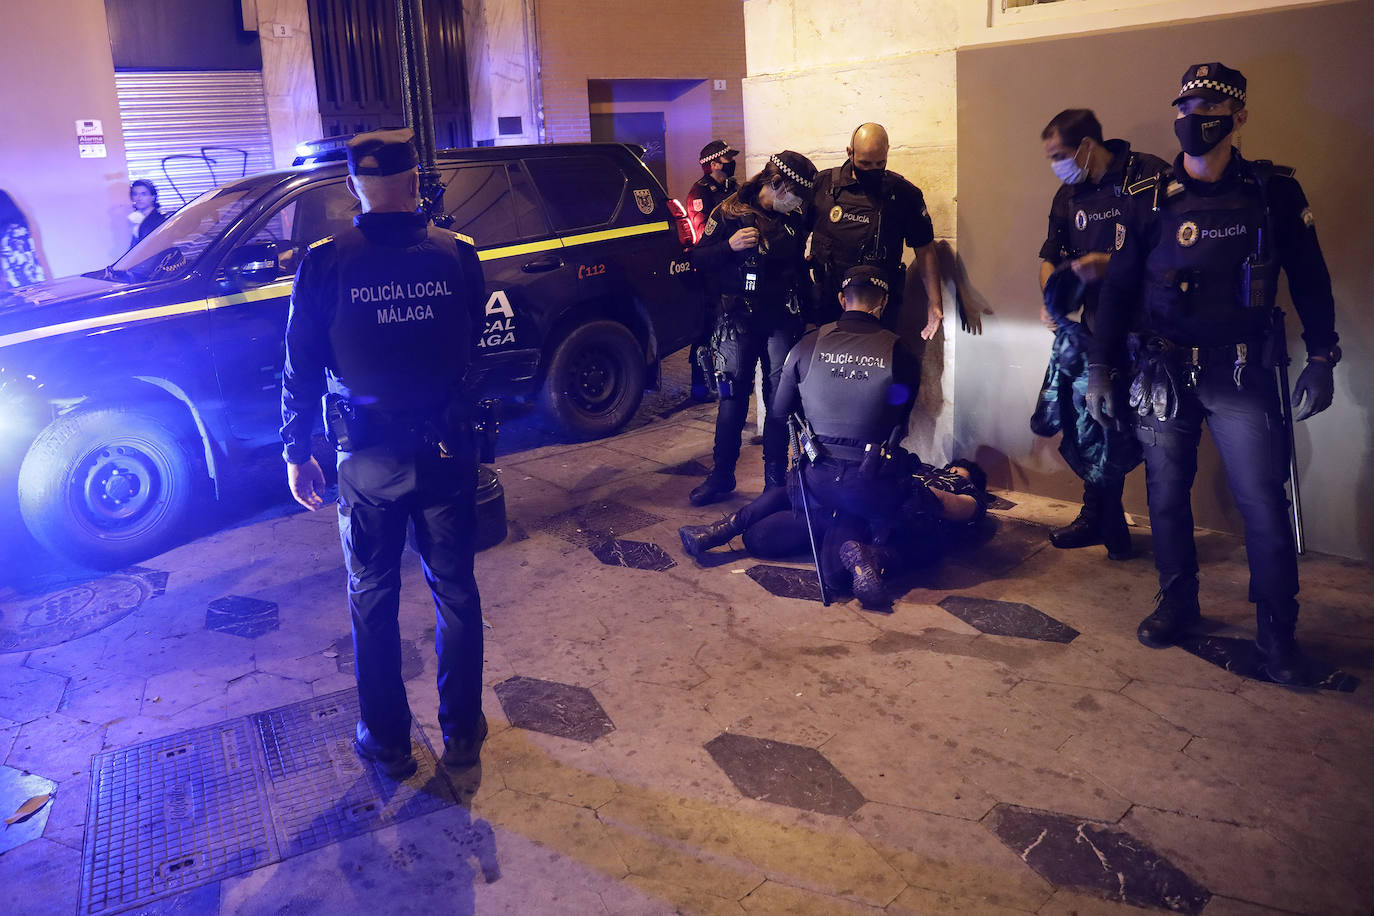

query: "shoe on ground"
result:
(442, 714), (489, 770)
(689, 471), (736, 507)
(1256, 635), (1304, 686)
(1137, 582), (1201, 649)
(839, 540), (890, 611)
(353, 736), (418, 780)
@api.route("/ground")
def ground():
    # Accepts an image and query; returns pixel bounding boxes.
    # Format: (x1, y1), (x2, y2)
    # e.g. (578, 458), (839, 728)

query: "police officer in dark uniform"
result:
(688, 151), (818, 506)
(1038, 109), (1169, 559)
(684, 139), (740, 400)
(280, 129), (490, 777)
(808, 123), (943, 338)
(680, 266), (921, 603)
(1087, 64), (1340, 684)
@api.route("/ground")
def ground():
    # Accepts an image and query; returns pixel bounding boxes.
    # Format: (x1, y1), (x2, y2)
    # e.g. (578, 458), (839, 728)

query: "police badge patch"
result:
(702, 217), (717, 236)
(1115, 222), (1126, 251)
(1074, 210), (1087, 231)
(634, 188), (654, 215)
(829, 205), (843, 223)
(1177, 221), (1199, 247)
(1301, 207), (1315, 228)
(693, 198), (703, 212)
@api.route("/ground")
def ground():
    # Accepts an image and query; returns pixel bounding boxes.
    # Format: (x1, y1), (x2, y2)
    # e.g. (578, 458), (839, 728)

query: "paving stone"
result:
(531, 498), (666, 547)
(616, 875), (746, 915)
(6, 711), (105, 780)
(512, 446), (662, 492)
(205, 595), (281, 639)
(942, 517), (1052, 579)
(937, 596), (1080, 643)
(481, 726), (620, 809)
(1175, 634), (1359, 691)
(0, 837), (81, 916)
(1007, 680), (1191, 751)
(0, 665), (67, 723)
(746, 564), (824, 602)
(847, 802), (1053, 912)
(327, 633), (426, 682)
(986, 803), (1211, 914)
(655, 458), (713, 476)
(985, 494), (1018, 511)
(493, 675), (615, 743)
(0, 765), (57, 854)
(739, 879), (886, 913)
(959, 737), (1132, 822)
(588, 537), (678, 572)
(58, 671), (147, 725)
(705, 732), (864, 817)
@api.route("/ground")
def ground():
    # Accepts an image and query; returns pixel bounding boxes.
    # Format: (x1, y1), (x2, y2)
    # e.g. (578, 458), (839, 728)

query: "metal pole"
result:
(1277, 360), (1306, 555)
(789, 416), (829, 606)
(395, 0), (450, 226)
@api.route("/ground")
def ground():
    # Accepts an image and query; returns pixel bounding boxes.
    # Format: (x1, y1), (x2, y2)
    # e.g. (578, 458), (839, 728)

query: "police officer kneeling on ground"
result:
(808, 123), (943, 339)
(684, 139), (740, 400)
(1035, 108), (1168, 559)
(680, 266), (921, 602)
(281, 128), (490, 777)
(1087, 64), (1341, 684)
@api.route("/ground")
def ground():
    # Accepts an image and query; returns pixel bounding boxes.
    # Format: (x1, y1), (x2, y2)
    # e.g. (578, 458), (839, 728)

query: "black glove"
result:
(1085, 363), (1117, 429)
(1291, 358), (1334, 421)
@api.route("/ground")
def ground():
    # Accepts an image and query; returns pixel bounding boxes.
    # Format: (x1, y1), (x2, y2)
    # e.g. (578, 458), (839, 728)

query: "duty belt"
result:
(815, 435), (880, 462)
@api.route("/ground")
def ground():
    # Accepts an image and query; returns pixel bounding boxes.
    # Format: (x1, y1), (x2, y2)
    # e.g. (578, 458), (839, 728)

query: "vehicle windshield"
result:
(106, 183), (265, 282)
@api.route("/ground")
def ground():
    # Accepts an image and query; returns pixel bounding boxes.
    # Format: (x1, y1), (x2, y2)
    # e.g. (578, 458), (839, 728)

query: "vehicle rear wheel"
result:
(539, 320), (646, 440)
(17, 406), (202, 569)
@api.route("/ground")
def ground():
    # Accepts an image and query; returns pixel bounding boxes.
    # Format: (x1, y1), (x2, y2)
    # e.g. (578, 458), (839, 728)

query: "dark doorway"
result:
(307, 0), (472, 148)
(590, 112), (667, 189)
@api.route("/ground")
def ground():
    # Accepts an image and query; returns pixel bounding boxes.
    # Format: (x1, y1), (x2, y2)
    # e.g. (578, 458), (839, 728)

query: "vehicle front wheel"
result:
(17, 406), (202, 569)
(539, 320), (646, 440)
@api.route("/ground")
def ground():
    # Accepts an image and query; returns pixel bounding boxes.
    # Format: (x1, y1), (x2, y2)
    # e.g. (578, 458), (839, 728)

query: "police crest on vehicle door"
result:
(634, 189), (654, 215)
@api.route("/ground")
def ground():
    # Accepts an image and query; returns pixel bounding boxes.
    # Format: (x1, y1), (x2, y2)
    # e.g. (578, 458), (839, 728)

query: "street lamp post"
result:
(395, 0), (451, 227)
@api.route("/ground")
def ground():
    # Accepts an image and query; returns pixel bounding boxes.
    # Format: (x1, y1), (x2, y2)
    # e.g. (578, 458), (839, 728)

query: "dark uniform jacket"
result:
(684, 173), (736, 243)
(1093, 150), (1337, 364)
(772, 310), (920, 453)
(1039, 139), (1169, 327)
(808, 161), (935, 282)
(280, 210), (485, 463)
(690, 190), (809, 317)
(131, 209), (167, 247)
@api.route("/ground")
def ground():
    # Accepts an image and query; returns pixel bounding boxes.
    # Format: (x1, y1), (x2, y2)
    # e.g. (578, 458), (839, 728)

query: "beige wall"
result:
(955, 0), (1373, 561)
(256, 0), (323, 166)
(465, 0), (543, 145)
(0, 0), (130, 277)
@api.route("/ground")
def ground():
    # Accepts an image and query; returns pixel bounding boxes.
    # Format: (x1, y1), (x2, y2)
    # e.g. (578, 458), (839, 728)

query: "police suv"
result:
(0, 142), (701, 568)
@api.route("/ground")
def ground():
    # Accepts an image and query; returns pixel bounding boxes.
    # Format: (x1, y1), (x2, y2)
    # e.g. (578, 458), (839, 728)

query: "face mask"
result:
(772, 187), (803, 215)
(854, 166), (884, 191)
(1051, 140), (1089, 184)
(719, 159), (736, 178)
(1174, 112), (1233, 156)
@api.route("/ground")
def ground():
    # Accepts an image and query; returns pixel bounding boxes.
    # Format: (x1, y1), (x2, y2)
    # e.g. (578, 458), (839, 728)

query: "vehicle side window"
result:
(507, 163), (551, 239)
(443, 166), (525, 248)
(240, 182), (358, 278)
(524, 155), (624, 232)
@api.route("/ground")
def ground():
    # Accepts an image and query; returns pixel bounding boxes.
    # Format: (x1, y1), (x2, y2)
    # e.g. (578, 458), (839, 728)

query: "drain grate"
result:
(82, 719), (276, 915)
(82, 690), (455, 915)
(253, 691), (455, 858)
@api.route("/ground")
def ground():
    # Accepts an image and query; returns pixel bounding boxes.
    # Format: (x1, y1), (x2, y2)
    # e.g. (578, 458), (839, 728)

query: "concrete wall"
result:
(0, 1), (130, 278)
(534, 0), (746, 196)
(465, 0), (543, 146)
(256, 0), (323, 167)
(955, 0), (1374, 561)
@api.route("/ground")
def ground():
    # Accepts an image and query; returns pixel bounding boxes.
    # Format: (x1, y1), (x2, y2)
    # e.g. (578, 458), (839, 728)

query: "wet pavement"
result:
(2, 353), (1372, 915)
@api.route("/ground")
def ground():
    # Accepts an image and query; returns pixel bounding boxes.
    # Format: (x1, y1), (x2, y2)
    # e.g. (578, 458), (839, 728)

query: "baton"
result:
(788, 415), (829, 606)
(1276, 360), (1306, 555)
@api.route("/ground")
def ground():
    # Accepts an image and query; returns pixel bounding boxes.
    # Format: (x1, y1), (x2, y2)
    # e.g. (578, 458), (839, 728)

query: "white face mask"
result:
(1051, 140), (1089, 185)
(128, 209), (147, 226)
(772, 187), (803, 215)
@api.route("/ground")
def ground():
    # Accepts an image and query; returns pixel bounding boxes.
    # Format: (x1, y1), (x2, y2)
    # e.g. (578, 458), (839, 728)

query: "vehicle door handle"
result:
(521, 255), (563, 273)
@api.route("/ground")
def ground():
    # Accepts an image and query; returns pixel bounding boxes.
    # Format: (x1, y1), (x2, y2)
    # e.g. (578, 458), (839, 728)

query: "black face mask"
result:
(719, 159), (736, 178)
(854, 166), (884, 191)
(1174, 112), (1234, 157)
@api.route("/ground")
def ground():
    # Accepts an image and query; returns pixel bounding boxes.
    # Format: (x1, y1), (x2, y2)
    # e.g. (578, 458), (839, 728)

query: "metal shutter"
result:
(116, 71), (276, 210)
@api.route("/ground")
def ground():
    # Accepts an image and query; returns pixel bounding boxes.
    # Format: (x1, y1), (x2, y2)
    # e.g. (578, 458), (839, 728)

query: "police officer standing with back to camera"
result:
(281, 128), (491, 778)
(684, 139), (740, 400)
(809, 123), (943, 339)
(1087, 64), (1341, 684)
(1037, 109), (1169, 559)
(687, 150), (819, 506)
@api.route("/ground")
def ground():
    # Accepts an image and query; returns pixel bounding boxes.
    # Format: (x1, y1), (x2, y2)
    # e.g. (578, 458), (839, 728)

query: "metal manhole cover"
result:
(531, 499), (665, 547)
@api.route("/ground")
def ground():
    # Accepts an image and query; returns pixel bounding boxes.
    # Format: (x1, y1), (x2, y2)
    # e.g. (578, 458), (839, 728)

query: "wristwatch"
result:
(1308, 344), (1341, 366)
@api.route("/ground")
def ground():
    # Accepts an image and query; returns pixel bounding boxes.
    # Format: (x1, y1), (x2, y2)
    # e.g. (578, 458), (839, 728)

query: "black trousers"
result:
(336, 431), (483, 752)
(710, 308), (799, 475)
(1135, 362), (1298, 621)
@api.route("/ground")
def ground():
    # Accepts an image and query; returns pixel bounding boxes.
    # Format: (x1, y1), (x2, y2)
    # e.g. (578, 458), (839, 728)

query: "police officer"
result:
(808, 123), (943, 338)
(680, 266), (921, 603)
(281, 128), (490, 776)
(1087, 64), (1340, 685)
(688, 151), (818, 506)
(684, 139), (740, 400)
(1038, 109), (1168, 559)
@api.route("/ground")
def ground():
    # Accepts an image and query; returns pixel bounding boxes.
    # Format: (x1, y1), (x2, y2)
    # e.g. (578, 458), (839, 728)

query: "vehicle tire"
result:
(539, 319), (646, 440)
(17, 406), (202, 569)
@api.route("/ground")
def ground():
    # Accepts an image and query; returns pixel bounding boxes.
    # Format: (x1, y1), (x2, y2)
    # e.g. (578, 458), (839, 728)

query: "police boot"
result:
(1097, 481), (1133, 561)
(689, 470), (736, 507)
(679, 512), (744, 561)
(1050, 483), (1104, 550)
(839, 540), (890, 611)
(1137, 576), (1201, 648)
(763, 460), (788, 490)
(1255, 600), (1304, 686)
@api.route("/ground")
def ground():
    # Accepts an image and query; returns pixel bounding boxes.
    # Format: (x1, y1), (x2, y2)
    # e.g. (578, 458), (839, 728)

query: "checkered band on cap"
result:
(843, 274), (889, 292)
(769, 154), (815, 190)
(1177, 78), (1246, 104)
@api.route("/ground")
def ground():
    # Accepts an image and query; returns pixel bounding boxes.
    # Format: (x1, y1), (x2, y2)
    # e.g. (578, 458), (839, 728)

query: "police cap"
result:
(699, 139), (739, 165)
(1172, 62), (1246, 107)
(841, 265), (890, 294)
(346, 128), (419, 176)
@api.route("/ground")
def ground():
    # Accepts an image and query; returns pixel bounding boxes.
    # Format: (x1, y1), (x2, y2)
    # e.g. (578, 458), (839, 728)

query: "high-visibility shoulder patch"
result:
(307, 235), (334, 250)
(452, 231), (475, 246)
